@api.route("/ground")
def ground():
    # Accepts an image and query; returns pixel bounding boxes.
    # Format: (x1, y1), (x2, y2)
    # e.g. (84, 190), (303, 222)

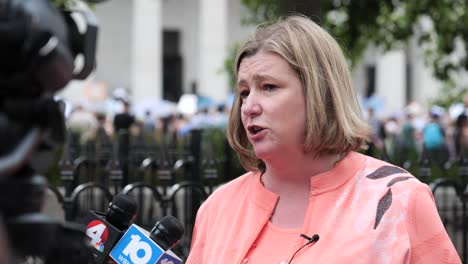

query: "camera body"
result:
(0, 0), (100, 262)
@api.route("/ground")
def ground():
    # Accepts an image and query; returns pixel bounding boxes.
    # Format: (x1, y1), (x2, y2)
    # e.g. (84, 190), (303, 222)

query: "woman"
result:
(186, 16), (460, 264)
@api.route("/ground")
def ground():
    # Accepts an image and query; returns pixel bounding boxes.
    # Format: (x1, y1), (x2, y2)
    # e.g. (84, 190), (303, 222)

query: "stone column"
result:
(376, 50), (406, 116)
(198, 0), (228, 103)
(131, 0), (162, 102)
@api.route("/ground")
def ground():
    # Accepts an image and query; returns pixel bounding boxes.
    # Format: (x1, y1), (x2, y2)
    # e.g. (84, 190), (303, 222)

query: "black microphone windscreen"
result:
(150, 216), (185, 250)
(159, 216), (184, 239)
(106, 194), (137, 231)
(112, 194), (137, 215)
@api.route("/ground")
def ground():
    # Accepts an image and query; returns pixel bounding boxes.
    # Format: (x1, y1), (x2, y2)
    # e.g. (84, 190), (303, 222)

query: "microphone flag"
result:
(109, 224), (182, 264)
(83, 210), (126, 263)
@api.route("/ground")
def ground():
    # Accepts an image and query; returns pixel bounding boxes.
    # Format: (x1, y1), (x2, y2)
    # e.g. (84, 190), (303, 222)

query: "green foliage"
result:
(358, 144), (463, 182)
(201, 128), (245, 183)
(224, 43), (241, 91)
(44, 145), (64, 187)
(51, 0), (73, 8)
(240, 0), (468, 98)
(241, 0), (279, 25)
(51, 0), (94, 9)
(430, 82), (468, 109)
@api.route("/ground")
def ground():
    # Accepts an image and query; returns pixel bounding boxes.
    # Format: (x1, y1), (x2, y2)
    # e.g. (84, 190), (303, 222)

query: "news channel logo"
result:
(155, 253), (180, 264)
(109, 225), (165, 264)
(86, 220), (109, 252)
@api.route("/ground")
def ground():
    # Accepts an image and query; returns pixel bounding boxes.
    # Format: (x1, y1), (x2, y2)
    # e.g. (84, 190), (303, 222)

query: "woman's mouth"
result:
(248, 125), (265, 135)
(247, 125), (267, 141)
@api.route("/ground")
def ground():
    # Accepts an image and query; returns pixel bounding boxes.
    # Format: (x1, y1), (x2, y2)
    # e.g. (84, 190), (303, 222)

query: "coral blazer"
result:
(186, 152), (461, 263)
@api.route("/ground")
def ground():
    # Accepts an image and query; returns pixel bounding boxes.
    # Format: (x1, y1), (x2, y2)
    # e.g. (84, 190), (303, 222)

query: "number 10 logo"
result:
(110, 225), (164, 264)
(122, 234), (154, 263)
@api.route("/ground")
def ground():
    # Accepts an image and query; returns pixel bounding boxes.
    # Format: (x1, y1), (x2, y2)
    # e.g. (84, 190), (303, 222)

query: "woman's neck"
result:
(261, 152), (344, 229)
(262, 152), (343, 194)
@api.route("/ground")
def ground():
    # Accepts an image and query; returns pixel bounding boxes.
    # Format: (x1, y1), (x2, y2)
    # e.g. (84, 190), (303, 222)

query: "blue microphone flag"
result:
(109, 224), (182, 264)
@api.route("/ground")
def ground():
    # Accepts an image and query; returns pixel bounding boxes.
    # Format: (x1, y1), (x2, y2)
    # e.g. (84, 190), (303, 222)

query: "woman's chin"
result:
(253, 147), (274, 161)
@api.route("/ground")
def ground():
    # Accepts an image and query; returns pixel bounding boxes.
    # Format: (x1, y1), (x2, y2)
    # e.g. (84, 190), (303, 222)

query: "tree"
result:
(241, 0), (468, 104)
(52, 0), (74, 8)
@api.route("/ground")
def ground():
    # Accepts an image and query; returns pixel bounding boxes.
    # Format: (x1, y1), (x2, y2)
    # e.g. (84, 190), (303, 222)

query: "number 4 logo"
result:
(86, 220), (109, 248)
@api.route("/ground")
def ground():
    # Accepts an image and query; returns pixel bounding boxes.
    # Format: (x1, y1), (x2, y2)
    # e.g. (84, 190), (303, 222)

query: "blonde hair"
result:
(227, 15), (370, 172)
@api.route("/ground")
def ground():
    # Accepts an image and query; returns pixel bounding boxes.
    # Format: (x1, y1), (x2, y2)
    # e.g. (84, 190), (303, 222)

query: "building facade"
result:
(61, 0), (460, 118)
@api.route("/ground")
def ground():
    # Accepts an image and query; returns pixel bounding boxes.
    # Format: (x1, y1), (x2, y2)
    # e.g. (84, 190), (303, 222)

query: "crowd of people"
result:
(365, 98), (468, 166)
(65, 93), (468, 168)
(65, 100), (230, 144)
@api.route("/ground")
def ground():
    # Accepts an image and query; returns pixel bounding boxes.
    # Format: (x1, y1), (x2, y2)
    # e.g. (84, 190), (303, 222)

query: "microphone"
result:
(300, 233), (319, 243)
(150, 215), (185, 251)
(287, 233), (320, 264)
(106, 193), (138, 230)
(82, 193), (138, 264)
(108, 216), (185, 264)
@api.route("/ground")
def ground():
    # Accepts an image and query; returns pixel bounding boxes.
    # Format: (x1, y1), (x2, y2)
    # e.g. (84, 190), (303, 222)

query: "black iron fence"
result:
(44, 128), (233, 260)
(47, 180), (207, 260)
(44, 128), (467, 262)
(423, 157), (468, 263)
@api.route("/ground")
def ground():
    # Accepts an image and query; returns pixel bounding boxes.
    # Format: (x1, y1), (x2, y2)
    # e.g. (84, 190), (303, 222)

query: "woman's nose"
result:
(241, 94), (261, 117)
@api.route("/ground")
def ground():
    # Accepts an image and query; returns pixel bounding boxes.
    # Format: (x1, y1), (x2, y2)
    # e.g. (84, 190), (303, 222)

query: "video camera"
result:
(0, 0), (104, 262)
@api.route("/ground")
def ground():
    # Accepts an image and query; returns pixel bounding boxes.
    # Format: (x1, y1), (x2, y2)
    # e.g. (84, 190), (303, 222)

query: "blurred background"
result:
(59, 0), (468, 118)
(44, 0), (468, 262)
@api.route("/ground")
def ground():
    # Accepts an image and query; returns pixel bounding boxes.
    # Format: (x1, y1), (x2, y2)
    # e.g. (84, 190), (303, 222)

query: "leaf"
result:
(366, 166), (407, 180)
(386, 176), (413, 187)
(374, 188), (392, 229)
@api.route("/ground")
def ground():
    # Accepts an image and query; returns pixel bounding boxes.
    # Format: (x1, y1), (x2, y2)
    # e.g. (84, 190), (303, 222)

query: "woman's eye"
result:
(240, 90), (249, 98)
(263, 84), (277, 91)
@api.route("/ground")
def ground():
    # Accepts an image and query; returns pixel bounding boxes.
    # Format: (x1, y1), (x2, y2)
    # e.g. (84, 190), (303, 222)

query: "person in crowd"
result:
(94, 112), (111, 140)
(113, 100), (135, 133)
(463, 93), (468, 113)
(394, 111), (418, 166)
(67, 105), (98, 136)
(381, 115), (400, 159)
(453, 112), (468, 158)
(186, 15), (460, 263)
(422, 108), (449, 167)
(112, 100), (135, 186)
(190, 107), (214, 129)
(89, 112), (112, 169)
(364, 106), (384, 157)
(66, 104), (98, 148)
(142, 110), (156, 134)
(212, 104), (229, 129)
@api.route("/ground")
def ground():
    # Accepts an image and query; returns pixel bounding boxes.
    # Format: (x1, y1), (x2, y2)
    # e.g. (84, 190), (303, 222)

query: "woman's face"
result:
(237, 51), (306, 161)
